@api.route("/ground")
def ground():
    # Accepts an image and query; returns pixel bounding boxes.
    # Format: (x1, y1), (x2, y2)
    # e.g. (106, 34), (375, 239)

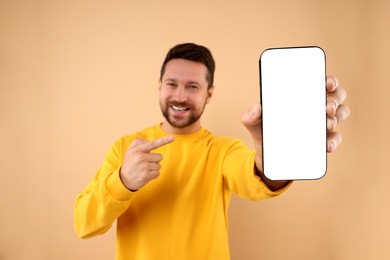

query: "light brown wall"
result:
(1, 0), (389, 259)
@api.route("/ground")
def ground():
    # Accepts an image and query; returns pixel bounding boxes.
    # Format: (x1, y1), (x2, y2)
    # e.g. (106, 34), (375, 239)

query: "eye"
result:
(188, 84), (199, 90)
(166, 82), (177, 88)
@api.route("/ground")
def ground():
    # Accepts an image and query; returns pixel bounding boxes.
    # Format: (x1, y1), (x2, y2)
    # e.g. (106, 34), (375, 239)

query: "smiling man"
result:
(74, 43), (350, 260)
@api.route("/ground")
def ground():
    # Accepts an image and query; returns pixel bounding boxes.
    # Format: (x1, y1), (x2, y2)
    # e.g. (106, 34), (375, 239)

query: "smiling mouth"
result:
(171, 105), (190, 112)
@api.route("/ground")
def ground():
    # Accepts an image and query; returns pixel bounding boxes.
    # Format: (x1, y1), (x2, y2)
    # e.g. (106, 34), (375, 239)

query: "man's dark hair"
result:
(160, 43), (215, 89)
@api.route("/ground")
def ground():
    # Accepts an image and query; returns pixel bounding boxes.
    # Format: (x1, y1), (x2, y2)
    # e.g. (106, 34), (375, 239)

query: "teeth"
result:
(172, 106), (188, 111)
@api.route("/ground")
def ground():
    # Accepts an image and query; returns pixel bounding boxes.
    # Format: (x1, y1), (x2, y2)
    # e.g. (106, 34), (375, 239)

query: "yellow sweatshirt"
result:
(74, 124), (290, 260)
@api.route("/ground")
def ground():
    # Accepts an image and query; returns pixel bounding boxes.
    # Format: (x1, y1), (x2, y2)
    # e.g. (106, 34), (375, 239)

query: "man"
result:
(74, 43), (350, 259)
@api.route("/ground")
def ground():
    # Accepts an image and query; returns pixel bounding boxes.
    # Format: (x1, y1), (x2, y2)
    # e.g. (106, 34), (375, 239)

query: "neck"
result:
(161, 120), (202, 134)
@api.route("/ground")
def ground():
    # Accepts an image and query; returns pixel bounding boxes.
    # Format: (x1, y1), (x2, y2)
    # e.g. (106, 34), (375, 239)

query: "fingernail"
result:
(327, 77), (336, 86)
(331, 78), (336, 86)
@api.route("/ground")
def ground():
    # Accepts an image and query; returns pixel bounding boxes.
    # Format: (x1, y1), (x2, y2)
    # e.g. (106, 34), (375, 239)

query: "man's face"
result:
(159, 59), (214, 133)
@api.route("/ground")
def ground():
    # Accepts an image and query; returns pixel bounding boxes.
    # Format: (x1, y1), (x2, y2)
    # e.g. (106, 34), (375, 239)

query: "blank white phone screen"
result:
(260, 46), (327, 180)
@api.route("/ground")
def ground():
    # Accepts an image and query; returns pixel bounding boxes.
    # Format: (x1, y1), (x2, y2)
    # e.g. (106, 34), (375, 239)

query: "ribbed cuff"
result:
(105, 168), (134, 201)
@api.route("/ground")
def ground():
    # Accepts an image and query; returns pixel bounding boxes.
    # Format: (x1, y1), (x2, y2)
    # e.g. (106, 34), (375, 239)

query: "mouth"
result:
(171, 105), (190, 112)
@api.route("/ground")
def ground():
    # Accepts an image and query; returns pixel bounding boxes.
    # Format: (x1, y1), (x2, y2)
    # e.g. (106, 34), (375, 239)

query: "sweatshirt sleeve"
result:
(74, 138), (135, 238)
(222, 139), (291, 201)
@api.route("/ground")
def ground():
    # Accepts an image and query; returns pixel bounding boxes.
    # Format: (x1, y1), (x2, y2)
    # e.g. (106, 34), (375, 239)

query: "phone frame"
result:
(259, 46), (327, 181)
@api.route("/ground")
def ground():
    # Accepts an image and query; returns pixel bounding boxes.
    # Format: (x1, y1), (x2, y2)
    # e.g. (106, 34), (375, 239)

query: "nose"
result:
(172, 86), (188, 102)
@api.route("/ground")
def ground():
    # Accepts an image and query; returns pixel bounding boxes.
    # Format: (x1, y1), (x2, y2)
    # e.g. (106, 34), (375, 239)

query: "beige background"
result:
(1, 0), (389, 259)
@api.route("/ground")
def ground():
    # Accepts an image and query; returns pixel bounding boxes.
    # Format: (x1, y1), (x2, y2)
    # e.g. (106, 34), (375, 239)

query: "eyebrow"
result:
(164, 78), (176, 82)
(164, 78), (201, 85)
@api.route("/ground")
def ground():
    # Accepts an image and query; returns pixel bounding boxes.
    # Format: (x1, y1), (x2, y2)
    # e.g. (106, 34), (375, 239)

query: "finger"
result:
(138, 136), (175, 152)
(327, 131), (342, 153)
(148, 162), (162, 171)
(327, 117), (337, 131)
(241, 103), (262, 142)
(327, 87), (347, 117)
(326, 76), (339, 92)
(241, 103), (262, 127)
(335, 104), (351, 124)
(146, 153), (163, 163)
(327, 103), (350, 131)
(148, 170), (161, 180)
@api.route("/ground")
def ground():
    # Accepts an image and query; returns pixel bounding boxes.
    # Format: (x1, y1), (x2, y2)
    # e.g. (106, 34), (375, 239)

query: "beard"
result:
(160, 100), (207, 129)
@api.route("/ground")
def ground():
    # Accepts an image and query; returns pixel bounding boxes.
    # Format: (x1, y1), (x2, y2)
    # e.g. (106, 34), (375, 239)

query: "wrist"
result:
(119, 167), (138, 192)
(255, 164), (289, 192)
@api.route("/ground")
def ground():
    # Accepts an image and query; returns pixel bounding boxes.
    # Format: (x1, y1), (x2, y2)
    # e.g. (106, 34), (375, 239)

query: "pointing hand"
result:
(120, 136), (174, 191)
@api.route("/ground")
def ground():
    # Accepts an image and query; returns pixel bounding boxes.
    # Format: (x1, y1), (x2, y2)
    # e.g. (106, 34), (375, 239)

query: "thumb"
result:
(241, 103), (262, 127)
(241, 103), (262, 142)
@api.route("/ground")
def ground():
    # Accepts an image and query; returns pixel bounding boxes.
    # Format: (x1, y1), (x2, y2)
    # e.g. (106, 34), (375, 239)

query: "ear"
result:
(206, 85), (215, 104)
(158, 79), (162, 91)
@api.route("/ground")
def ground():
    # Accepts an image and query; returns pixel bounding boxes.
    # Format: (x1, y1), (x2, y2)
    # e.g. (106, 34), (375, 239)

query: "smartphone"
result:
(259, 46), (327, 180)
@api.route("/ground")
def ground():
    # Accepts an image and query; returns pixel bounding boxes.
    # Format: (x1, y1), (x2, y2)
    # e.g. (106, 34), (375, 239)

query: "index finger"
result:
(138, 136), (175, 152)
